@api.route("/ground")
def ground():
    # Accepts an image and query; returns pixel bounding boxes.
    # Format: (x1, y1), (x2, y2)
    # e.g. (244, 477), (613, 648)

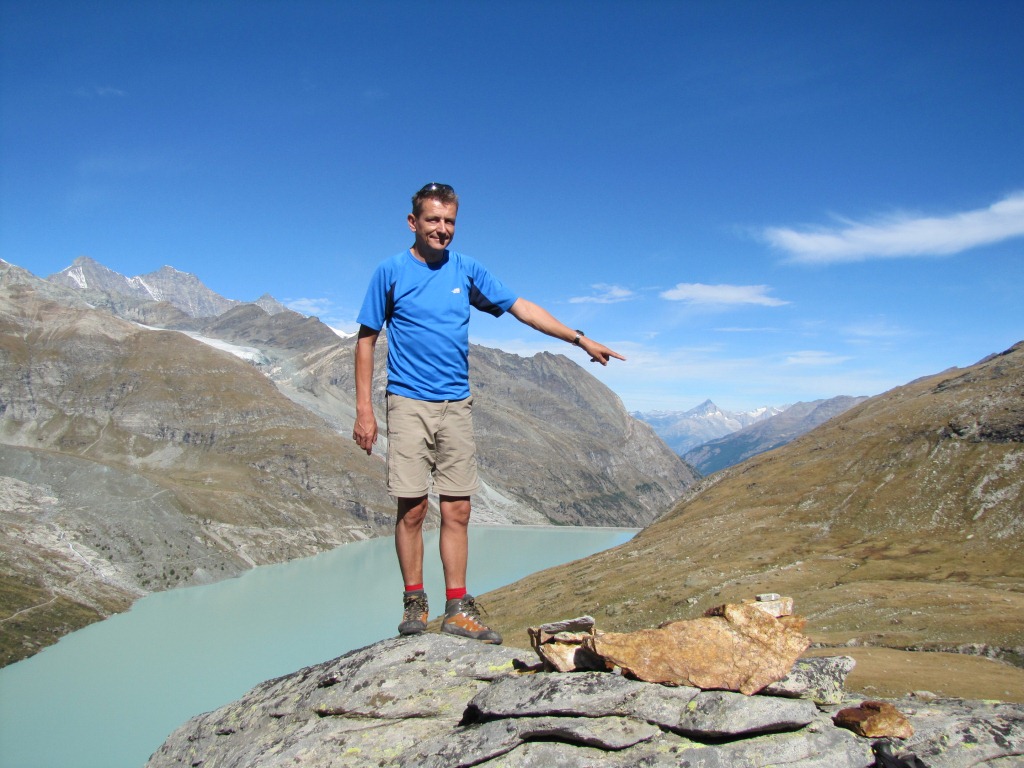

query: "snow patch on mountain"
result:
(180, 332), (270, 366)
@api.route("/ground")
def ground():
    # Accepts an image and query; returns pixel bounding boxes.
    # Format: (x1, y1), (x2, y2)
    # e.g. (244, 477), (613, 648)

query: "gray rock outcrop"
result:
(146, 634), (1024, 768)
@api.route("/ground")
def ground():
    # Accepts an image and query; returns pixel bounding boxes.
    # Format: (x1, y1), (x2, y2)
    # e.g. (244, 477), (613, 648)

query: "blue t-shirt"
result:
(356, 249), (518, 401)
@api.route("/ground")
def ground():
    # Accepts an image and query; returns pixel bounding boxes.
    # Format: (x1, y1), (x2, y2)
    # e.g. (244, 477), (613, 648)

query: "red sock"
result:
(404, 583), (424, 593)
(446, 587), (467, 601)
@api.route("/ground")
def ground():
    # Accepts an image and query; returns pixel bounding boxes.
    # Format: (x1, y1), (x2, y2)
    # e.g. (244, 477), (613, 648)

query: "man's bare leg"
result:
(438, 494), (502, 644)
(395, 496), (430, 636)
(395, 496), (429, 588)
(438, 495), (470, 591)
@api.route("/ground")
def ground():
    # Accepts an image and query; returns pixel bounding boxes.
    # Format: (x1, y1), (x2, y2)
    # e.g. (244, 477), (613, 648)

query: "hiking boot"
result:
(398, 590), (429, 636)
(441, 595), (502, 644)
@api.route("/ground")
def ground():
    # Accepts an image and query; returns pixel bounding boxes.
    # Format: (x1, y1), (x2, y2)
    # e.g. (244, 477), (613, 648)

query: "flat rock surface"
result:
(146, 634), (1024, 768)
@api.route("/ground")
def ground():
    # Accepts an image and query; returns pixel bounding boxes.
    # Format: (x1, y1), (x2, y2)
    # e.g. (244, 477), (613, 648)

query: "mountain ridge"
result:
(683, 395), (870, 474)
(633, 400), (788, 455)
(48, 255), (242, 318)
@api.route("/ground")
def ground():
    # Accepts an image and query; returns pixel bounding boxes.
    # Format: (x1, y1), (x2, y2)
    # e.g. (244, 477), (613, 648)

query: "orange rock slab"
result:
(586, 603), (811, 695)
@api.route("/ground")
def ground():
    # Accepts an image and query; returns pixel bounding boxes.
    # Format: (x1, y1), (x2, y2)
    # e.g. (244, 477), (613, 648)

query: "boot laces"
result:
(459, 595), (487, 620)
(403, 593), (428, 621)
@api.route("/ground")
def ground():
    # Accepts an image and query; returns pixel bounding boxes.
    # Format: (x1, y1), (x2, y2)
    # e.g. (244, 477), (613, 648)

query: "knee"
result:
(397, 497), (429, 528)
(440, 496), (471, 527)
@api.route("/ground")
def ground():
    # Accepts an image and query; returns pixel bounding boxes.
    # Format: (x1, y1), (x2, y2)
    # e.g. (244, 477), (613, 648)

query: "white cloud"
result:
(842, 318), (909, 340)
(585, 342), (882, 412)
(569, 284), (637, 304)
(784, 350), (852, 366)
(466, 334), (896, 413)
(659, 283), (789, 307)
(284, 297), (356, 333)
(765, 191), (1024, 264)
(285, 297), (334, 316)
(76, 85), (126, 98)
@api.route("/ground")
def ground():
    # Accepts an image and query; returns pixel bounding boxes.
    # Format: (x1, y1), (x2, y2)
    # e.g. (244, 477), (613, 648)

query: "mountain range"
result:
(633, 400), (787, 456)
(681, 396), (870, 475)
(0, 256), (695, 665)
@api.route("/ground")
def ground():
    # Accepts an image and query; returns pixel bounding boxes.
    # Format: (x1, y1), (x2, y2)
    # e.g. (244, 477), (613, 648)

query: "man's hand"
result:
(579, 336), (626, 366)
(508, 298), (626, 366)
(353, 407), (378, 455)
(353, 325), (381, 456)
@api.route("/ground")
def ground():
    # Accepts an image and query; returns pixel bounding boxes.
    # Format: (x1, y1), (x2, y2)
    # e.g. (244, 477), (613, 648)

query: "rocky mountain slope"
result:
(635, 400), (787, 455)
(684, 395), (869, 475)
(478, 342), (1024, 701)
(0, 258), (693, 665)
(146, 633), (1024, 768)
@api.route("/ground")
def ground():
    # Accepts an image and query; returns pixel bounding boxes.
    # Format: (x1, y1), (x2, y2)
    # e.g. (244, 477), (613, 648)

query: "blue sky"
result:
(2, 1), (1022, 412)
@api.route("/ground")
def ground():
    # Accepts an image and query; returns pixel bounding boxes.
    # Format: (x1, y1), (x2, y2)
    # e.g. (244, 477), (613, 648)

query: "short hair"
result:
(411, 183), (459, 216)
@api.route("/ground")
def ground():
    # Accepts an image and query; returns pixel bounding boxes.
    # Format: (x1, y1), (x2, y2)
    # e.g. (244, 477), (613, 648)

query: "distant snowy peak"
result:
(254, 294), (291, 316)
(632, 400), (790, 456)
(53, 256), (125, 293)
(688, 399), (723, 418)
(61, 263), (89, 290)
(49, 256), (238, 319)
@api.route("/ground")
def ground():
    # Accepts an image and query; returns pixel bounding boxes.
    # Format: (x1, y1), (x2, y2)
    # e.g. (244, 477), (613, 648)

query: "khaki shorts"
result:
(385, 394), (480, 498)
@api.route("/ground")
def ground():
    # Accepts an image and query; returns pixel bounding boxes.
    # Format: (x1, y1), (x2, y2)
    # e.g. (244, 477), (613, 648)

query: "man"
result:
(353, 182), (624, 644)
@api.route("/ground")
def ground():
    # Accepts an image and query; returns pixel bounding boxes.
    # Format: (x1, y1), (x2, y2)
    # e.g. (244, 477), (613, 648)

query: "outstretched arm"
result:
(507, 298), (626, 366)
(352, 325), (380, 455)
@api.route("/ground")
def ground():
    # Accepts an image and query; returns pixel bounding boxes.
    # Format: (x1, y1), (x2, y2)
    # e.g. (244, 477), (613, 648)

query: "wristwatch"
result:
(572, 330), (585, 346)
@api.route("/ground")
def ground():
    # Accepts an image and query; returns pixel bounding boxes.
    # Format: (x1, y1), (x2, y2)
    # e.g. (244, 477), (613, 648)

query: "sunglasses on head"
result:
(418, 182), (455, 195)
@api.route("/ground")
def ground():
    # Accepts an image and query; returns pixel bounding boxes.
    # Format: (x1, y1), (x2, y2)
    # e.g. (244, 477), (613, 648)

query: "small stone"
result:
(536, 616), (596, 636)
(529, 616), (604, 672)
(744, 595), (795, 617)
(833, 700), (914, 739)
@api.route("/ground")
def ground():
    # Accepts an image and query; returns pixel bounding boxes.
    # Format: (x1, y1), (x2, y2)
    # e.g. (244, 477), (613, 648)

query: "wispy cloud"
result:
(286, 297), (334, 316)
(585, 342), (886, 412)
(715, 326), (783, 333)
(660, 283), (789, 307)
(285, 297), (356, 332)
(783, 350), (852, 366)
(569, 284), (637, 304)
(76, 85), (126, 98)
(765, 191), (1024, 264)
(842, 318), (910, 340)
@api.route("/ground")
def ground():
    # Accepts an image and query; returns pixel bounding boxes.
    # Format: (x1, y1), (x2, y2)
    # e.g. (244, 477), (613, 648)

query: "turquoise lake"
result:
(0, 525), (634, 768)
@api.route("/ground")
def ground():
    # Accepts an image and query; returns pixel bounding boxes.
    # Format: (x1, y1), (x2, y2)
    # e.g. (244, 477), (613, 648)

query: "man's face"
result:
(408, 198), (457, 259)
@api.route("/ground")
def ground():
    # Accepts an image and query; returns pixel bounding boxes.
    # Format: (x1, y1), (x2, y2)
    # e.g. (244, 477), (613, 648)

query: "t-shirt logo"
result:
(451, 287), (462, 294)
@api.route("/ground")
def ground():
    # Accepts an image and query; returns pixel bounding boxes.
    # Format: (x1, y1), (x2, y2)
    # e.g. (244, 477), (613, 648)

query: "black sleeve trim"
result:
(468, 277), (505, 317)
(384, 280), (397, 325)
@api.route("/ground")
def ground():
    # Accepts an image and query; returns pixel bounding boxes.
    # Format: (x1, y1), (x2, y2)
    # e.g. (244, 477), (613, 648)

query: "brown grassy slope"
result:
(482, 342), (1024, 701)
